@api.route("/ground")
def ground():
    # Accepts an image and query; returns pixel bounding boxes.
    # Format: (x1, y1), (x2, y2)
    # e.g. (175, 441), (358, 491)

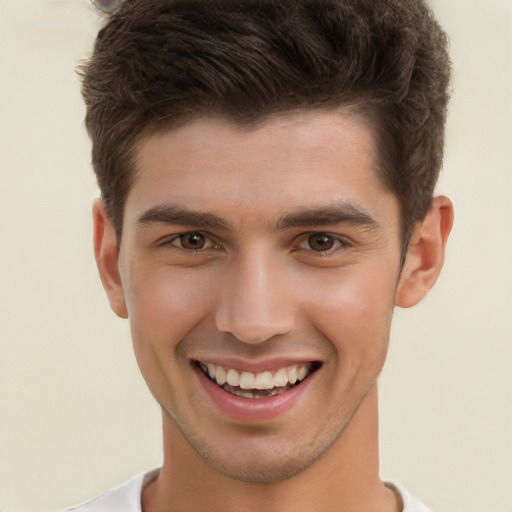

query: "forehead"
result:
(126, 111), (396, 228)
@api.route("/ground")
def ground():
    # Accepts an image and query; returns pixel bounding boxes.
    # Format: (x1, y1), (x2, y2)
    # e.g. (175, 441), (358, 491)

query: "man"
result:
(70, 0), (453, 510)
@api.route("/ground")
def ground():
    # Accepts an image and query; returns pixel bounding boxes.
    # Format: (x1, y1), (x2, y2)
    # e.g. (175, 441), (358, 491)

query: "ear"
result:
(395, 195), (454, 308)
(92, 199), (128, 318)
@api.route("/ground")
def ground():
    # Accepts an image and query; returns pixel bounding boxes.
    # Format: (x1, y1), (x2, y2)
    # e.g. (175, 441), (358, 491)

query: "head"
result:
(82, 0), (453, 487)
(80, 0), (451, 252)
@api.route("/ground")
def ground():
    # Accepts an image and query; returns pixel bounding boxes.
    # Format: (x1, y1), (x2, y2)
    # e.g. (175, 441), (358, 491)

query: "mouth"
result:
(194, 360), (322, 399)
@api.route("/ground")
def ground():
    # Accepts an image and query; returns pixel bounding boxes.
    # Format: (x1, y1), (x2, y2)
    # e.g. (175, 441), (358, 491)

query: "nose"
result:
(215, 250), (294, 344)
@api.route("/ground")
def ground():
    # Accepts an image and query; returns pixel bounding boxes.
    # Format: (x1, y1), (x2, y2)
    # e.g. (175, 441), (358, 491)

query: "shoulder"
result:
(64, 469), (160, 512)
(392, 483), (433, 512)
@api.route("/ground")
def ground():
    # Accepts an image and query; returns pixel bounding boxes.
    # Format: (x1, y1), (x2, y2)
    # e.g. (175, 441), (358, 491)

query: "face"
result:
(110, 112), (405, 482)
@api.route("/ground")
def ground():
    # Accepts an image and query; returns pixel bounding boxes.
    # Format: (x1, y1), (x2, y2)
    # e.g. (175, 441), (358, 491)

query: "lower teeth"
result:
(222, 384), (290, 399)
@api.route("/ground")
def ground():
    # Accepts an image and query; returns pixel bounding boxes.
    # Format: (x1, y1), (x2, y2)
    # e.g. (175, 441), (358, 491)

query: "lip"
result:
(193, 356), (317, 373)
(195, 362), (318, 423)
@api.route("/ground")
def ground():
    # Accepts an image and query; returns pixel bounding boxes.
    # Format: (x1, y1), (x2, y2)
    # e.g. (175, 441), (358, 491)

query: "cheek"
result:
(124, 265), (219, 346)
(123, 266), (220, 408)
(302, 265), (397, 359)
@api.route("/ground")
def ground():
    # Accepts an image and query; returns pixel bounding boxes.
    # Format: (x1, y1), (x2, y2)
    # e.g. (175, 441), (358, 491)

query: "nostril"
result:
(215, 315), (293, 345)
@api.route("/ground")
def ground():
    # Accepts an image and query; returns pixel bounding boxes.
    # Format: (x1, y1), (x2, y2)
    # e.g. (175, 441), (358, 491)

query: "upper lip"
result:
(192, 356), (321, 373)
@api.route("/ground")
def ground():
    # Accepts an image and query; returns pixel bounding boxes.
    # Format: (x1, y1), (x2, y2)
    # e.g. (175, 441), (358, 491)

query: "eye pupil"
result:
(181, 233), (205, 249)
(308, 234), (334, 251)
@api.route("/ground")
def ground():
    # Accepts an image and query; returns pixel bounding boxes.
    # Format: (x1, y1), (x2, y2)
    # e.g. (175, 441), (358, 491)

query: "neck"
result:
(142, 385), (398, 512)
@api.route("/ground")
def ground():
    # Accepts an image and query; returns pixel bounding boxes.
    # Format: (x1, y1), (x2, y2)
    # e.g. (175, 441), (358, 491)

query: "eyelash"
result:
(160, 231), (351, 256)
(296, 232), (351, 255)
(163, 232), (221, 253)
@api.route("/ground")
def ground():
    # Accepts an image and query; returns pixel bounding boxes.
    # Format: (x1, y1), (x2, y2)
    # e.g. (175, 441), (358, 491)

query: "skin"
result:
(94, 111), (453, 512)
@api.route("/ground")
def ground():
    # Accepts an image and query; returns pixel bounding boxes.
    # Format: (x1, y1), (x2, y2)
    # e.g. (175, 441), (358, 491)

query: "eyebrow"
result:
(275, 204), (380, 231)
(136, 202), (380, 232)
(137, 205), (233, 230)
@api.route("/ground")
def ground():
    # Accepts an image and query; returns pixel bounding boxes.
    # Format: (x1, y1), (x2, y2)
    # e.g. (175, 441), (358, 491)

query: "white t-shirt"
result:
(65, 470), (432, 512)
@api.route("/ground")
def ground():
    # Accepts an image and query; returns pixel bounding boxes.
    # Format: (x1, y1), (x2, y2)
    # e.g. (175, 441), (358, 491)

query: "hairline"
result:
(111, 104), (422, 261)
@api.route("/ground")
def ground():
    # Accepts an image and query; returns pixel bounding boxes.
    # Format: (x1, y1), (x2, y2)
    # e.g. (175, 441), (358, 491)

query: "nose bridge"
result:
(215, 247), (294, 344)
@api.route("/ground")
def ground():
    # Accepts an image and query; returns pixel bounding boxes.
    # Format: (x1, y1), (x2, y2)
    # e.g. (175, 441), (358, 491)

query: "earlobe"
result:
(92, 199), (129, 318)
(395, 195), (454, 308)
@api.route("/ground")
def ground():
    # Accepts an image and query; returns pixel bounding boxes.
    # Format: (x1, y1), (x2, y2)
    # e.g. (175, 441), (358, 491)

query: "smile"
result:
(196, 361), (321, 399)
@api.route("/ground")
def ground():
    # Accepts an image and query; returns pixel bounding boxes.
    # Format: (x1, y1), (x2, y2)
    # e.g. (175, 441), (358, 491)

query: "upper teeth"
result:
(200, 362), (311, 390)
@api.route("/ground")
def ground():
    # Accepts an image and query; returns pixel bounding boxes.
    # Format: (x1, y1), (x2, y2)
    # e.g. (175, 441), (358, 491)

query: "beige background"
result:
(0, 1), (511, 511)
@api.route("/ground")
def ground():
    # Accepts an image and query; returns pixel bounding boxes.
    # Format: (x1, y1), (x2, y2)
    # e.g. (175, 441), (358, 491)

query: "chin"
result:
(204, 453), (316, 484)
(187, 427), (340, 484)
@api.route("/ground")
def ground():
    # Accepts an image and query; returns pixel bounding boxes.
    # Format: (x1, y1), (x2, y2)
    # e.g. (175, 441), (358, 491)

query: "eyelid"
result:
(296, 232), (352, 253)
(173, 234), (212, 250)
(156, 230), (351, 254)
(158, 230), (221, 251)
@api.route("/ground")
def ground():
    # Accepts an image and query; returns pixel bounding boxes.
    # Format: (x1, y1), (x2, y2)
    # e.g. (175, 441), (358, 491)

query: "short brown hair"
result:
(80, 0), (451, 245)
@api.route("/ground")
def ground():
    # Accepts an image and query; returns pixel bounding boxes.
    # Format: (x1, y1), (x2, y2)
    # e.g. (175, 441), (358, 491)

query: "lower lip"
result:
(195, 365), (316, 423)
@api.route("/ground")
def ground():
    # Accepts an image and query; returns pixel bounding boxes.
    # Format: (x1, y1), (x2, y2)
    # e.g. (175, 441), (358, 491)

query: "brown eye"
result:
(308, 233), (335, 251)
(179, 232), (206, 250)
